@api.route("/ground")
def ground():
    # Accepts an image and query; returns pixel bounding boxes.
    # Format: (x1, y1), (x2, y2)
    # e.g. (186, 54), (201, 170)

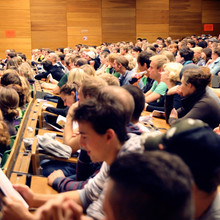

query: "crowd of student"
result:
(0, 33), (220, 220)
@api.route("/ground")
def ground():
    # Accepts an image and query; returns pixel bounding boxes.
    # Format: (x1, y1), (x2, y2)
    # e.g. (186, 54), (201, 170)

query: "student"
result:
(145, 55), (168, 111)
(167, 68), (220, 128)
(2, 87), (142, 220)
(0, 87), (19, 136)
(103, 151), (193, 220)
(142, 118), (220, 220)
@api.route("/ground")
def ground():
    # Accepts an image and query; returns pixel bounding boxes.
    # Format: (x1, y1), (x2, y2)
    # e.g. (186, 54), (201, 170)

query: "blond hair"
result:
(163, 62), (183, 84)
(68, 68), (88, 87)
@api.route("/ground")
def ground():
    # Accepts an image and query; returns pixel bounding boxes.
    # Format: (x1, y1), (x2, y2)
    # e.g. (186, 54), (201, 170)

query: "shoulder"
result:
(119, 133), (143, 156)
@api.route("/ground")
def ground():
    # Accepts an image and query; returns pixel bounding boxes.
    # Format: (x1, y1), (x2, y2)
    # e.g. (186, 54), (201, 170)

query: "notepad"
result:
(0, 169), (29, 209)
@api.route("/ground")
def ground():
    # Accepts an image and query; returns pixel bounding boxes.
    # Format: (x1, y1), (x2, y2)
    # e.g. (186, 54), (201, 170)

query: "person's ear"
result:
(158, 144), (165, 150)
(106, 129), (114, 142)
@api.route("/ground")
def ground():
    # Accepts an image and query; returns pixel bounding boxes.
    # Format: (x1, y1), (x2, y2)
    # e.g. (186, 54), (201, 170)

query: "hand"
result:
(48, 170), (66, 186)
(167, 85), (181, 96)
(67, 102), (79, 119)
(13, 184), (35, 208)
(2, 197), (33, 220)
(213, 124), (220, 135)
(34, 196), (83, 220)
(170, 108), (178, 119)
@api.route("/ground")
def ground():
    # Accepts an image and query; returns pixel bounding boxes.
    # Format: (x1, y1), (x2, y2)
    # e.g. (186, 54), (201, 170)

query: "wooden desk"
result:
(141, 111), (170, 133)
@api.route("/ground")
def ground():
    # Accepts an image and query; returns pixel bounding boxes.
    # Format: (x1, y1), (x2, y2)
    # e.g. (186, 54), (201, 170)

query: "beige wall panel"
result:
(102, 1), (136, 43)
(31, 0), (67, 50)
(67, 0), (102, 46)
(137, 0), (169, 10)
(136, 10), (169, 24)
(202, 10), (220, 23)
(137, 24), (169, 42)
(102, 0), (135, 8)
(0, 1), (32, 59)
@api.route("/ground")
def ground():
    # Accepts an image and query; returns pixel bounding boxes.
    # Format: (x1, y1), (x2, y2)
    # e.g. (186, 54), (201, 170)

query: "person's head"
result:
(142, 118), (220, 194)
(161, 62), (182, 87)
(180, 68), (211, 96)
(104, 151), (193, 220)
(0, 87), (19, 119)
(1, 71), (22, 87)
(159, 50), (175, 62)
(122, 85), (145, 123)
(18, 62), (35, 80)
(85, 51), (96, 61)
(187, 40), (196, 48)
(78, 76), (108, 102)
(75, 58), (88, 67)
(168, 44), (178, 54)
(60, 82), (79, 107)
(99, 74), (120, 86)
(201, 48), (212, 62)
(176, 47), (194, 64)
(148, 55), (168, 81)
(191, 47), (203, 60)
(120, 46), (128, 55)
(114, 56), (130, 73)
(68, 68), (88, 86)
(137, 51), (151, 72)
(74, 97), (128, 164)
(132, 46), (142, 58)
(98, 86), (134, 124)
(211, 47), (220, 61)
(80, 64), (95, 76)
(47, 53), (58, 64)
(42, 60), (53, 72)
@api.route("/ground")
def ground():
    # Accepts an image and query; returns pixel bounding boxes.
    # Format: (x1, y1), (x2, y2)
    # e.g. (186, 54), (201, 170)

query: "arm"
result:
(53, 85), (61, 94)
(63, 102), (80, 152)
(145, 92), (161, 103)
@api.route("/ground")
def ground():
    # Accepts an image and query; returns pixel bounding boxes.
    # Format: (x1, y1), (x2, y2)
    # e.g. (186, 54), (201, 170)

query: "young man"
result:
(104, 151), (193, 220)
(33, 151), (194, 220)
(2, 87), (142, 220)
(142, 118), (220, 220)
(144, 55), (168, 111)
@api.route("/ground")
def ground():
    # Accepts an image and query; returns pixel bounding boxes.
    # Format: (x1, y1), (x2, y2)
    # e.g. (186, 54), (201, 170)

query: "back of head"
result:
(68, 68), (87, 86)
(81, 76), (108, 99)
(179, 47), (194, 61)
(74, 97), (128, 144)
(42, 60), (53, 71)
(142, 118), (220, 193)
(99, 74), (120, 86)
(150, 54), (169, 69)
(76, 58), (88, 67)
(0, 87), (19, 118)
(109, 151), (193, 220)
(160, 50), (175, 62)
(80, 64), (95, 76)
(98, 86), (134, 124)
(123, 85), (145, 123)
(115, 56), (129, 70)
(1, 71), (21, 87)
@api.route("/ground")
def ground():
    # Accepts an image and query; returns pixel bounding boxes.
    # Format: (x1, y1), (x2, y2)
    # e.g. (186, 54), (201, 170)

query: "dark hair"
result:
(123, 85), (145, 122)
(179, 47), (194, 61)
(59, 54), (65, 61)
(76, 58), (88, 67)
(213, 47), (220, 57)
(188, 40), (196, 48)
(109, 151), (193, 220)
(42, 60), (53, 71)
(60, 82), (79, 102)
(1, 72), (22, 87)
(202, 48), (212, 62)
(133, 46), (142, 53)
(197, 41), (207, 48)
(183, 68), (211, 90)
(7, 52), (16, 59)
(137, 51), (151, 67)
(137, 38), (142, 42)
(74, 99), (128, 143)
(19, 54), (26, 61)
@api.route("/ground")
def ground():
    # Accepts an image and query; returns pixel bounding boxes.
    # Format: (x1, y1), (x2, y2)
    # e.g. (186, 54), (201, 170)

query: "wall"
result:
(0, 0), (219, 59)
